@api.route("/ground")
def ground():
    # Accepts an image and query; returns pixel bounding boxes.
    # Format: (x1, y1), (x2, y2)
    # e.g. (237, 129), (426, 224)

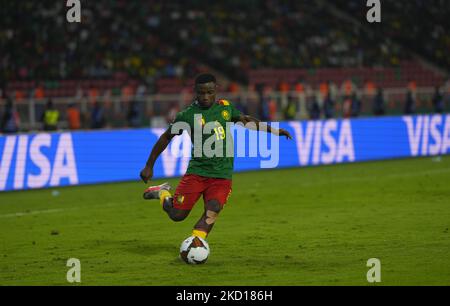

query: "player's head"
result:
(195, 73), (217, 108)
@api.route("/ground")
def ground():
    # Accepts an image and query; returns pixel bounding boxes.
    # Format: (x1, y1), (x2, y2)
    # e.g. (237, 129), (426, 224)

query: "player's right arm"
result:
(140, 128), (175, 183)
(140, 110), (186, 183)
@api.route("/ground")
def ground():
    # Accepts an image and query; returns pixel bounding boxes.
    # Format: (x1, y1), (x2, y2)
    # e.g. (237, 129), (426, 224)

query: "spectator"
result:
(350, 93), (362, 117)
(256, 85), (270, 122)
(404, 90), (416, 115)
(319, 82), (329, 103)
(257, 96), (269, 122)
(268, 99), (277, 121)
(328, 81), (339, 103)
(1, 98), (20, 133)
(432, 86), (444, 114)
(127, 100), (141, 128)
(373, 88), (385, 116)
(42, 99), (59, 131)
(136, 84), (147, 98)
(14, 90), (25, 103)
(283, 97), (297, 120)
(66, 103), (81, 130)
(323, 93), (335, 119)
(294, 80), (305, 95)
(342, 79), (355, 100)
(309, 96), (321, 120)
(121, 83), (134, 104)
(295, 80), (308, 119)
(343, 96), (351, 118)
(407, 80), (417, 97)
(34, 84), (45, 100)
(278, 80), (290, 94)
(91, 101), (106, 129)
(256, 85), (277, 121)
(88, 86), (99, 105)
(444, 77), (450, 108)
(364, 80), (376, 97)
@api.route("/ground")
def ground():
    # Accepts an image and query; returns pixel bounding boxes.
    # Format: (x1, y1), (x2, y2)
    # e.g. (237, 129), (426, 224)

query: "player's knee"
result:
(162, 197), (173, 212)
(169, 209), (189, 222)
(206, 199), (222, 213)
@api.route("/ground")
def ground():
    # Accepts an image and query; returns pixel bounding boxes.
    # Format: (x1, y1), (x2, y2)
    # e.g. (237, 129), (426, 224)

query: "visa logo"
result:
(403, 115), (450, 156)
(0, 133), (78, 191)
(288, 120), (355, 166)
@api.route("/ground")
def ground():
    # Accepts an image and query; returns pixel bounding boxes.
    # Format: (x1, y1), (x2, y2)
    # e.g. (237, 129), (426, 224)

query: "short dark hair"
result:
(195, 73), (216, 85)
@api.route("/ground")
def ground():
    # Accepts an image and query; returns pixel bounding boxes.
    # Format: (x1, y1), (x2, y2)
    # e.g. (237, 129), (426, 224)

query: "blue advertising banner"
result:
(0, 114), (449, 192)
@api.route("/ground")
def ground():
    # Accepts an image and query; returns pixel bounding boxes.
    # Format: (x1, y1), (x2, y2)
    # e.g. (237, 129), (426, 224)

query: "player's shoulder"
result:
(217, 99), (233, 107)
(172, 106), (190, 122)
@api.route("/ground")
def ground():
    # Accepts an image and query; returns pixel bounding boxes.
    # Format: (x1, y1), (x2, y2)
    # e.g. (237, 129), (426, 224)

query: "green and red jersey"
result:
(170, 100), (242, 179)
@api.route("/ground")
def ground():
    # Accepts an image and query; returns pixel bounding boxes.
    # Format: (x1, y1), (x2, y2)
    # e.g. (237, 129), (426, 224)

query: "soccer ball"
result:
(179, 236), (210, 264)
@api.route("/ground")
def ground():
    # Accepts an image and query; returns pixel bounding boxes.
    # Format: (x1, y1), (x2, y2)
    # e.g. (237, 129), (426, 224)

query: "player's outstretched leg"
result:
(143, 183), (190, 221)
(192, 199), (222, 239)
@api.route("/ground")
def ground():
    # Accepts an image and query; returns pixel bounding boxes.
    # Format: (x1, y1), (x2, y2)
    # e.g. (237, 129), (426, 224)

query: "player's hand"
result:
(278, 128), (293, 140)
(140, 166), (153, 183)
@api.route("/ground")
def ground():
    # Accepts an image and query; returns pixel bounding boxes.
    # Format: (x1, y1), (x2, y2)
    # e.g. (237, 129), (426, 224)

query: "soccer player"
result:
(140, 73), (292, 240)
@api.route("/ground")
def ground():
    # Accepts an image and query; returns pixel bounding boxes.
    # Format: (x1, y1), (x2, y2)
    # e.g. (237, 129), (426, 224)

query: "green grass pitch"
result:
(0, 156), (449, 285)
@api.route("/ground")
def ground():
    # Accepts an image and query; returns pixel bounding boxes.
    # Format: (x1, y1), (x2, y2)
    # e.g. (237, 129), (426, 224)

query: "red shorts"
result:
(173, 174), (232, 211)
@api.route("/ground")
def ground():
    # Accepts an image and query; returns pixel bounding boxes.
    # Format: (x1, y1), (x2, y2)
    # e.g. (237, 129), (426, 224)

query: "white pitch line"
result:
(0, 208), (66, 218)
(0, 166), (449, 219)
(0, 202), (126, 219)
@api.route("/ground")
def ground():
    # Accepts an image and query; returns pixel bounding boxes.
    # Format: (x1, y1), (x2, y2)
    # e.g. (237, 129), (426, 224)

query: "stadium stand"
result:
(2, 1), (445, 87)
(332, 0), (450, 72)
(0, 0), (448, 130)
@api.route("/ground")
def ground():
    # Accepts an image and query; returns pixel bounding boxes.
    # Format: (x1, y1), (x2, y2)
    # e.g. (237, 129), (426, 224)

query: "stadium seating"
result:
(332, 0), (450, 72)
(0, 0), (447, 98)
(248, 62), (444, 90)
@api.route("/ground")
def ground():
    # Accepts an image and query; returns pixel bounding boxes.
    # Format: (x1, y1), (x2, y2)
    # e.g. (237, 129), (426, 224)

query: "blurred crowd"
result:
(333, 0), (450, 72)
(1, 80), (449, 134)
(253, 79), (449, 122)
(1, 0), (415, 84)
(157, 0), (409, 81)
(1, 1), (449, 134)
(0, 1), (202, 83)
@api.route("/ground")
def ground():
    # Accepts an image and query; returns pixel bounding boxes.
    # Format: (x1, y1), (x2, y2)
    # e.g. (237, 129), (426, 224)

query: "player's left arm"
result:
(234, 114), (293, 139)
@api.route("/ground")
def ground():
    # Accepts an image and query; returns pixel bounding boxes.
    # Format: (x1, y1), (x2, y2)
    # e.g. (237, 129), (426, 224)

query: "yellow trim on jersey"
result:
(220, 99), (230, 106)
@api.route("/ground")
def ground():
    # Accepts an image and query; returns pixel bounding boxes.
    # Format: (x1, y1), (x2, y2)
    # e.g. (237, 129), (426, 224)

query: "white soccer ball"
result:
(179, 236), (210, 264)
